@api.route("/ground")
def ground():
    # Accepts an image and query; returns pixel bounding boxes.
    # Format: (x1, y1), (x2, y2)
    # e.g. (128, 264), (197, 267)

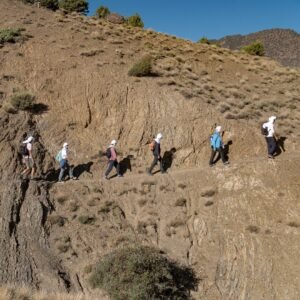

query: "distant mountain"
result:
(214, 29), (300, 68)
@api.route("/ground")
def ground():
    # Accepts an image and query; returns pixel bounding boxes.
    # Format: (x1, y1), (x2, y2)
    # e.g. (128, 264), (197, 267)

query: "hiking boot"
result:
(117, 174), (123, 177)
(58, 180), (64, 183)
(223, 161), (230, 165)
(71, 177), (78, 180)
(268, 155), (274, 159)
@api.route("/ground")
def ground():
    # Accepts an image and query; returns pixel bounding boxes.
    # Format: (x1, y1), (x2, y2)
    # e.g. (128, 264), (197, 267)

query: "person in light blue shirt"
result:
(209, 126), (229, 166)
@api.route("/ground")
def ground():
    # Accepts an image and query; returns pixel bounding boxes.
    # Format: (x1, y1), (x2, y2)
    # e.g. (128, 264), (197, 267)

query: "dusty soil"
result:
(0, 1), (299, 299)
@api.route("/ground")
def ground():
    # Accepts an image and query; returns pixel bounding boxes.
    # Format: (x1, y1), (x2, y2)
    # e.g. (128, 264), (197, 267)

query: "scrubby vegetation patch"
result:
(89, 245), (198, 300)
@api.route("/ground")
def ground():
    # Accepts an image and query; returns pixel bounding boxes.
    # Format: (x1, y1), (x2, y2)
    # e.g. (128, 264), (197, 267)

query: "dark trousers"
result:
(266, 137), (276, 156)
(105, 160), (120, 177)
(209, 147), (226, 165)
(149, 156), (164, 173)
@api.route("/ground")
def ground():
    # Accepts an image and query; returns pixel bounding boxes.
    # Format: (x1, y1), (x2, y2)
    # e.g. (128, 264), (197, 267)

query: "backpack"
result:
(55, 150), (62, 162)
(106, 147), (111, 159)
(20, 144), (29, 156)
(261, 124), (268, 136)
(149, 140), (156, 151)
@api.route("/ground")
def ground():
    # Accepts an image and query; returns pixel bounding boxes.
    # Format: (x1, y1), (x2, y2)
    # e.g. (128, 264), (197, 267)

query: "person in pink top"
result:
(104, 140), (122, 180)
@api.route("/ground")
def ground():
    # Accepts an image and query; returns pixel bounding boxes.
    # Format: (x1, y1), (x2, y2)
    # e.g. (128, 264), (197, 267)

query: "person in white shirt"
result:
(21, 136), (36, 179)
(58, 142), (77, 182)
(262, 116), (277, 159)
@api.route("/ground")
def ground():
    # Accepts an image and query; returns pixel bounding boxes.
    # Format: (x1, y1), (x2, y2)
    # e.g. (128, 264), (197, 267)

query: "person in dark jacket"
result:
(104, 139), (121, 180)
(147, 133), (165, 176)
(209, 126), (229, 166)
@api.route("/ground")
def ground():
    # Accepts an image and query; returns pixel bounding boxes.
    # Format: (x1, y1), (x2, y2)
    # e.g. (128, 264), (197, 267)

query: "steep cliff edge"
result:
(0, 0), (299, 299)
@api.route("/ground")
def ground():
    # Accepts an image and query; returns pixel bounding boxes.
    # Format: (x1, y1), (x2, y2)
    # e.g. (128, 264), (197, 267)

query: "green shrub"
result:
(198, 37), (210, 44)
(96, 5), (110, 18)
(10, 92), (35, 110)
(59, 0), (88, 14)
(241, 40), (265, 56)
(128, 55), (152, 77)
(89, 245), (198, 300)
(127, 14), (144, 28)
(0, 28), (22, 44)
(40, 0), (59, 10)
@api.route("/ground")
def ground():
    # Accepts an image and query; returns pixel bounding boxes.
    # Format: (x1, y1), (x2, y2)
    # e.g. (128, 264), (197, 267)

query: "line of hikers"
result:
(19, 115), (279, 181)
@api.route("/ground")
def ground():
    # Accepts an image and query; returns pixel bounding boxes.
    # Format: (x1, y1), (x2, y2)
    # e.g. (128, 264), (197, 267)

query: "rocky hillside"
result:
(214, 28), (300, 68)
(0, 0), (300, 299)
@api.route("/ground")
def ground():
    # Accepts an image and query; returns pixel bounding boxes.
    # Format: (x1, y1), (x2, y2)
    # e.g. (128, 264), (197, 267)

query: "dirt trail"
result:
(0, 0), (299, 298)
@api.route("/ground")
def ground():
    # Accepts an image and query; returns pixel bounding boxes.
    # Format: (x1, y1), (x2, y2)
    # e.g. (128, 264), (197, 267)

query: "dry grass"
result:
(0, 286), (100, 300)
(175, 198), (186, 207)
(201, 189), (216, 197)
(246, 225), (260, 234)
(287, 221), (300, 228)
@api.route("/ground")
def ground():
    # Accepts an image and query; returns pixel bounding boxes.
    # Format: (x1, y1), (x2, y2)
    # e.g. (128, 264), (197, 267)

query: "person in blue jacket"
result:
(209, 126), (229, 166)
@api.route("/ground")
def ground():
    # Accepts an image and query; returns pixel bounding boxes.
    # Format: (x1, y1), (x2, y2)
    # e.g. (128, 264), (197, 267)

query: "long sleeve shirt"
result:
(61, 147), (68, 160)
(262, 121), (275, 137)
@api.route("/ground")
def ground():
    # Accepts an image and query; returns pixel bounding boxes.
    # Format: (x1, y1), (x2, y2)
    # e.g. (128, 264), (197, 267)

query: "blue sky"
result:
(88, 1), (300, 41)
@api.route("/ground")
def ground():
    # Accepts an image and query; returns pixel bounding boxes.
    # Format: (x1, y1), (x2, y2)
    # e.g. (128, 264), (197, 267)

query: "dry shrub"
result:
(175, 198), (186, 207)
(201, 189), (216, 197)
(80, 49), (103, 57)
(209, 54), (223, 62)
(69, 201), (79, 212)
(48, 215), (65, 227)
(218, 102), (230, 113)
(287, 221), (300, 228)
(78, 215), (96, 225)
(246, 225), (260, 233)
(177, 183), (186, 189)
(10, 92), (35, 111)
(137, 221), (148, 234)
(0, 28), (22, 44)
(169, 217), (186, 228)
(128, 55), (153, 77)
(89, 245), (198, 299)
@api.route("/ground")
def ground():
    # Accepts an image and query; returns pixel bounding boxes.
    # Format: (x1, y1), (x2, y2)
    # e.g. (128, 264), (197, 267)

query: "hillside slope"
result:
(214, 28), (300, 68)
(0, 1), (299, 299)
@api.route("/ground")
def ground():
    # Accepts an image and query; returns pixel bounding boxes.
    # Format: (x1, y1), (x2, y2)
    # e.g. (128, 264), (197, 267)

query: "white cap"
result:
(156, 133), (163, 140)
(111, 139), (117, 145)
(269, 116), (276, 123)
(63, 142), (68, 147)
(215, 126), (222, 133)
(23, 136), (33, 144)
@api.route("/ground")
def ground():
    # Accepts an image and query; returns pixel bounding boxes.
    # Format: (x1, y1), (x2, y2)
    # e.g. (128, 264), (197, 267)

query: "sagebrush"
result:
(128, 55), (152, 77)
(89, 245), (198, 300)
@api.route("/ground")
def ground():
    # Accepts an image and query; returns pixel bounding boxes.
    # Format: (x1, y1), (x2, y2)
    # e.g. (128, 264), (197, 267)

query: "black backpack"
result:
(261, 124), (268, 136)
(20, 144), (29, 156)
(105, 147), (111, 159)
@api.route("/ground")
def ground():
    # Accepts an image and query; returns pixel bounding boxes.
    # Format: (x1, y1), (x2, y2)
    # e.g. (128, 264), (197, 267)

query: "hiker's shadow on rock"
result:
(275, 136), (286, 157)
(44, 168), (59, 182)
(162, 148), (177, 172)
(224, 140), (233, 160)
(119, 155), (133, 175)
(73, 161), (93, 178)
(214, 140), (232, 163)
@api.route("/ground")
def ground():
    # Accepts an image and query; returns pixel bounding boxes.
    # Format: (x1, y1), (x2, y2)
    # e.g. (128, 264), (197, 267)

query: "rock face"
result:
(0, 0), (299, 299)
(214, 29), (300, 67)
(105, 13), (125, 24)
